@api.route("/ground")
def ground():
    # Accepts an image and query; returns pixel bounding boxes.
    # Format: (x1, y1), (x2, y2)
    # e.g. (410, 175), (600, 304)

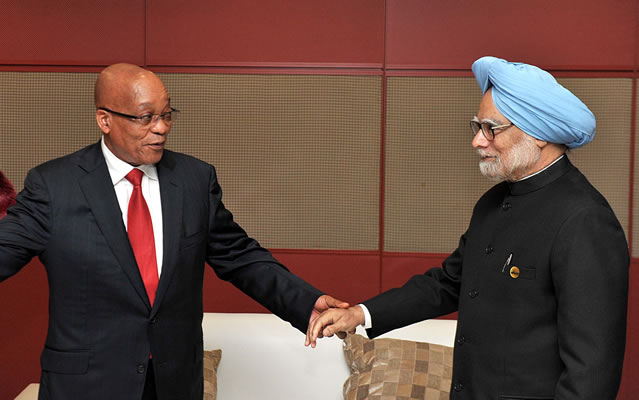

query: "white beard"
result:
(478, 134), (541, 181)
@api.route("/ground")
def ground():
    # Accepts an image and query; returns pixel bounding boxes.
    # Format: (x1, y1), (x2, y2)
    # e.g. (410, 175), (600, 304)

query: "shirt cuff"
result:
(358, 304), (372, 329)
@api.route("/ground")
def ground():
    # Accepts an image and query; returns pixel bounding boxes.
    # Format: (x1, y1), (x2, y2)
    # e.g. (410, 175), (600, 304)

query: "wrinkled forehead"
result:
(127, 73), (170, 109)
(102, 70), (169, 110)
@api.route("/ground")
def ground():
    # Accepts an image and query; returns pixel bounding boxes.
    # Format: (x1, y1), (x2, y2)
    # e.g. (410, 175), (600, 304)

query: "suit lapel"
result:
(77, 142), (151, 309)
(152, 153), (183, 316)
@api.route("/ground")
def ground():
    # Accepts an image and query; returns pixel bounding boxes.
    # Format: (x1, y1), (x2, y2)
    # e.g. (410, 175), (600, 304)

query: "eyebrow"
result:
(136, 99), (172, 112)
(473, 116), (503, 126)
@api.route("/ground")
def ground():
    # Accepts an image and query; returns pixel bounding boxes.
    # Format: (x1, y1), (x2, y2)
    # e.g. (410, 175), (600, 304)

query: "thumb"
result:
(323, 295), (350, 308)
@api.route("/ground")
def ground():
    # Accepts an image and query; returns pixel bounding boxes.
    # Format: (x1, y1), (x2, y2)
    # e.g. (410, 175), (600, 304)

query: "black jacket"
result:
(0, 142), (322, 399)
(365, 156), (628, 399)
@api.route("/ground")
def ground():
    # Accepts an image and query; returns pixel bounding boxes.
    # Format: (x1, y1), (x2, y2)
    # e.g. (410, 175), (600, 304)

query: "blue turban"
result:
(471, 56), (596, 148)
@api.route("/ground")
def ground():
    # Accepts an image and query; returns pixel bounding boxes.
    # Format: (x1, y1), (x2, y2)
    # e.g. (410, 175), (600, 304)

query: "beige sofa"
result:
(15, 312), (457, 400)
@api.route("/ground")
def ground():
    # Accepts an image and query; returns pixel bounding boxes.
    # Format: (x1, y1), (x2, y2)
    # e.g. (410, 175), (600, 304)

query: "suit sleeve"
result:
(551, 205), (628, 399)
(0, 168), (51, 282)
(203, 165), (322, 332)
(363, 233), (465, 338)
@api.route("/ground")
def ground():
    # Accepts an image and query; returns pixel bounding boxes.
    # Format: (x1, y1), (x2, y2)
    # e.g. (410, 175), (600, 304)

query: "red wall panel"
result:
(381, 252), (448, 291)
(146, 0), (385, 67)
(0, 0), (145, 66)
(203, 250), (381, 311)
(386, 0), (637, 71)
(381, 252), (459, 320)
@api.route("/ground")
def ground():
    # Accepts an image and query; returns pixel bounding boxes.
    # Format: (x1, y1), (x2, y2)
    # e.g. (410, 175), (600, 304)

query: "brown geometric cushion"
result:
(203, 349), (222, 400)
(343, 334), (453, 400)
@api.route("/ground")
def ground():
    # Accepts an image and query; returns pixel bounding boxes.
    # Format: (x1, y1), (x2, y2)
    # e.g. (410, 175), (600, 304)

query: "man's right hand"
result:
(304, 306), (365, 348)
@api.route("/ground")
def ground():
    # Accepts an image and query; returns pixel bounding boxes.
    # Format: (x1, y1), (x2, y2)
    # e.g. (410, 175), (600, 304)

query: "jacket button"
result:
(453, 383), (464, 392)
(456, 335), (465, 345)
(502, 202), (511, 211)
(485, 246), (493, 254)
(469, 289), (479, 298)
(150, 317), (157, 325)
(137, 364), (146, 374)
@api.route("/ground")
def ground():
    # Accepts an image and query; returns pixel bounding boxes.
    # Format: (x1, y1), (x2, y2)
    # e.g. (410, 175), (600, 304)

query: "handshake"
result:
(304, 294), (366, 348)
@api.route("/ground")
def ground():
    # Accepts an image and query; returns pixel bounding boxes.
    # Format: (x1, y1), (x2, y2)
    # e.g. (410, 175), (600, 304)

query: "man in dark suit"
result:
(306, 57), (629, 399)
(0, 63), (347, 400)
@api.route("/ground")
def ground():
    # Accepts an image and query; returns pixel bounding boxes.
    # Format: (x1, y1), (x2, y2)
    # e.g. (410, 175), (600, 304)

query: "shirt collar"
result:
(100, 137), (158, 185)
(515, 154), (565, 182)
(507, 154), (572, 196)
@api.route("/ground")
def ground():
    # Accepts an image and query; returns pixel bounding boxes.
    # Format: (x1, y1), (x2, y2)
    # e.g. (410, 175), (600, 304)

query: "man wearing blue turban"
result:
(307, 57), (628, 399)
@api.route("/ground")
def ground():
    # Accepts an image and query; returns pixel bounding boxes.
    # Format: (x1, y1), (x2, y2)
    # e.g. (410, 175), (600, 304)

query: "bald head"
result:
(94, 63), (166, 109)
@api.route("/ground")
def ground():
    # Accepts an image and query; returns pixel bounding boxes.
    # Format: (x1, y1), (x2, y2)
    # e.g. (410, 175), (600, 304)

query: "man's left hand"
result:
(310, 294), (349, 324)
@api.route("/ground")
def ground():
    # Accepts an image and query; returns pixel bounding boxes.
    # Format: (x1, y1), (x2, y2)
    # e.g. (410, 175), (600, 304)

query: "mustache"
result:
(476, 149), (498, 159)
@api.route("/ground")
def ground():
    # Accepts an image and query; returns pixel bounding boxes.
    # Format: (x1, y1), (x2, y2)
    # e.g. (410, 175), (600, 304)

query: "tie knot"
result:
(125, 168), (144, 187)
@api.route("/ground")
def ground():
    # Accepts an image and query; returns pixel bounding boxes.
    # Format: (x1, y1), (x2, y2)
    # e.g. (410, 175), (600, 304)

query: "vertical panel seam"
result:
(378, 0), (388, 294)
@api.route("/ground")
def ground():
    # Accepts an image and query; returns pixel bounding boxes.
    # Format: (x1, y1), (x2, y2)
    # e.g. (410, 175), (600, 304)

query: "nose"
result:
(472, 129), (489, 149)
(151, 116), (170, 135)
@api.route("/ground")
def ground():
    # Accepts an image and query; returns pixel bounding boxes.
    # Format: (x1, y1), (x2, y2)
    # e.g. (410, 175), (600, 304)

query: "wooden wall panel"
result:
(0, 0), (145, 66)
(384, 77), (490, 253)
(386, 0), (636, 70)
(0, 72), (99, 192)
(146, 0), (385, 67)
(159, 73), (381, 250)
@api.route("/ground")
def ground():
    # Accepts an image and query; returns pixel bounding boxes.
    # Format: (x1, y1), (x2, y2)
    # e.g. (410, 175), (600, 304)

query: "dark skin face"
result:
(95, 63), (171, 166)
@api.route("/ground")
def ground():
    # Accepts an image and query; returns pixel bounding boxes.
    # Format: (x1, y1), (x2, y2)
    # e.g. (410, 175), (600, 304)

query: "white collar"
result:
(516, 154), (565, 182)
(100, 137), (158, 185)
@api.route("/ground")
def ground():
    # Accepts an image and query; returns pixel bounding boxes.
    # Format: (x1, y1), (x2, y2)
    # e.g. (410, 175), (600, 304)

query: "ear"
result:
(96, 109), (111, 135)
(533, 138), (548, 149)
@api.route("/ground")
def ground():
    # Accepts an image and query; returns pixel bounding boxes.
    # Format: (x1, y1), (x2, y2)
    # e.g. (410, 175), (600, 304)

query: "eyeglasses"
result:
(470, 117), (513, 141)
(99, 107), (180, 126)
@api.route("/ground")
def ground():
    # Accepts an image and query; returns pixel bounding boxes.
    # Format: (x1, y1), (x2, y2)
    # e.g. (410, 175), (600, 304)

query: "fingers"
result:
(322, 295), (350, 309)
(304, 314), (332, 348)
(315, 294), (349, 311)
(305, 309), (341, 348)
(310, 295), (351, 325)
(305, 307), (364, 348)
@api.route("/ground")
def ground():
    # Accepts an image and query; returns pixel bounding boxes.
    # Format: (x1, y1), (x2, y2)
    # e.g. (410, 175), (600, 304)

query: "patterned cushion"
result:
(203, 349), (222, 400)
(343, 334), (453, 400)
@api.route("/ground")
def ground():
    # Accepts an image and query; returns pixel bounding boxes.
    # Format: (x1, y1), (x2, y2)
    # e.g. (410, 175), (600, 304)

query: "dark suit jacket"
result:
(364, 156), (629, 400)
(0, 142), (322, 400)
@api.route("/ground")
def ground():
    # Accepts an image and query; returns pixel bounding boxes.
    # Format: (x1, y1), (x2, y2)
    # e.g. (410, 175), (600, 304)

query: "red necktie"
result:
(125, 169), (159, 306)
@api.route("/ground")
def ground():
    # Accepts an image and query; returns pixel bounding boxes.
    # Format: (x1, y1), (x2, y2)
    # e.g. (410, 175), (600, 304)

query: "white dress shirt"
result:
(101, 138), (164, 276)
